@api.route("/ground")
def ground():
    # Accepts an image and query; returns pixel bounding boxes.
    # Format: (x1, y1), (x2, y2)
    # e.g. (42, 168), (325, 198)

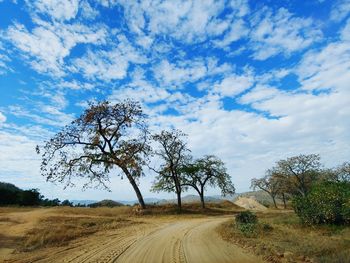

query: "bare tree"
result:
(275, 154), (322, 196)
(251, 169), (280, 208)
(182, 155), (235, 209)
(151, 129), (191, 211)
(36, 100), (150, 209)
(328, 162), (350, 182)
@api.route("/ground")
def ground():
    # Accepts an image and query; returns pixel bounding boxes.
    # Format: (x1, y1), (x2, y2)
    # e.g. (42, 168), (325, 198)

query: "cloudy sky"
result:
(0, 0), (349, 201)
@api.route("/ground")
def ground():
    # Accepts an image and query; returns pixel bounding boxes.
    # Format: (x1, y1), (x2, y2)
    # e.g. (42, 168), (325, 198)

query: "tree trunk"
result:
(200, 193), (205, 209)
(272, 195), (277, 209)
(122, 168), (146, 209)
(282, 193), (287, 209)
(176, 190), (182, 212)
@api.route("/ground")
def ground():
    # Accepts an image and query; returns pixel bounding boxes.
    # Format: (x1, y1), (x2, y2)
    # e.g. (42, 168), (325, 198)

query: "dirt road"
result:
(7, 216), (262, 263)
(115, 217), (262, 263)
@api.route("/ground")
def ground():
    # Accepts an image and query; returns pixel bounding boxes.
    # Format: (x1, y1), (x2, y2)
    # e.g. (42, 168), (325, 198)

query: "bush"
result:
(293, 181), (350, 225)
(235, 211), (259, 237)
(235, 210), (258, 224)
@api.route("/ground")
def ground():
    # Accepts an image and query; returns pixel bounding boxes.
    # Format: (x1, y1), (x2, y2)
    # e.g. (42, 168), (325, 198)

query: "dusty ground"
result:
(0, 206), (263, 263)
(234, 197), (267, 211)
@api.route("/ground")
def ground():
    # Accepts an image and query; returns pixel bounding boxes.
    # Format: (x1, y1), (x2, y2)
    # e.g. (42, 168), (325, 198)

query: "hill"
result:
(89, 199), (124, 207)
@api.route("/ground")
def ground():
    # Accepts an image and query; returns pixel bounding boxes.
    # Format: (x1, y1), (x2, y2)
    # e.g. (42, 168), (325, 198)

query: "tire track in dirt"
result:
(6, 217), (264, 263)
(114, 217), (263, 263)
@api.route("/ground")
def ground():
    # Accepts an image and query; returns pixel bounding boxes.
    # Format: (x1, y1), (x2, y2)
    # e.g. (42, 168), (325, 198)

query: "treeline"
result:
(0, 182), (73, 206)
(36, 100), (235, 212)
(251, 154), (350, 225)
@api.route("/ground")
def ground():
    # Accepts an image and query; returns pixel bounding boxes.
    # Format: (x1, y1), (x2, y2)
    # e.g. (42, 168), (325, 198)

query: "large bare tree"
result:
(151, 129), (191, 211)
(37, 100), (150, 209)
(182, 155), (235, 209)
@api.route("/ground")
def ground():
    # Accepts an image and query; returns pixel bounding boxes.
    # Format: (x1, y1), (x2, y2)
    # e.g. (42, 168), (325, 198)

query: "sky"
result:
(0, 0), (349, 202)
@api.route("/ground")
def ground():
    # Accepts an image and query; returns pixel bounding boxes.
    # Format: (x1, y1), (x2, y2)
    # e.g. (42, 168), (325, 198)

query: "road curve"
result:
(115, 217), (262, 263)
(8, 217), (263, 263)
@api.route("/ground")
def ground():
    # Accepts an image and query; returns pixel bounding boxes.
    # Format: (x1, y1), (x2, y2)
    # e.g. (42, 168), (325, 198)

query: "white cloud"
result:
(213, 71), (254, 97)
(214, 19), (249, 48)
(330, 0), (350, 22)
(341, 18), (350, 41)
(249, 8), (322, 60)
(109, 68), (170, 104)
(0, 131), (40, 175)
(0, 111), (6, 123)
(80, 0), (99, 20)
(296, 37), (350, 93)
(119, 0), (248, 43)
(5, 20), (107, 76)
(0, 43), (12, 75)
(8, 105), (74, 127)
(155, 59), (207, 87)
(239, 85), (279, 104)
(72, 35), (146, 81)
(28, 0), (80, 21)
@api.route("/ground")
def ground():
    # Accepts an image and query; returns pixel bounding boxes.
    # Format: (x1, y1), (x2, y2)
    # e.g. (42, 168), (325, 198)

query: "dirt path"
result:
(115, 217), (261, 263)
(6, 216), (263, 263)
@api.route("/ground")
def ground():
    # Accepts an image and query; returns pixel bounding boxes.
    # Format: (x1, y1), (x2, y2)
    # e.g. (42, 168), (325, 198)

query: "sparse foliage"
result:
(182, 155), (235, 208)
(151, 129), (191, 211)
(37, 100), (150, 209)
(323, 162), (350, 183)
(275, 154), (322, 196)
(251, 170), (280, 208)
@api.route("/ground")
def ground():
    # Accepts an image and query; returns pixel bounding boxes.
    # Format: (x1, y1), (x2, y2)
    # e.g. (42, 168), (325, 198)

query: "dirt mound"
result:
(234, 197), (267, 211)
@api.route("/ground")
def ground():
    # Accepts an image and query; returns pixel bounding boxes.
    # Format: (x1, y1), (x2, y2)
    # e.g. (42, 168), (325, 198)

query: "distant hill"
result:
(0, 182), (22, 192)
(158, 194), (223, 204)
(89, 199), (124, 207)
(117, 198), (166, 206)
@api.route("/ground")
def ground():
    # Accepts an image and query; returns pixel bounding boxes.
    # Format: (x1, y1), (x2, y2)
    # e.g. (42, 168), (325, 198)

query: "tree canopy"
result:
(151, 129), (191, 211)
(182, 155), (235, 208)
(37, 100), (150, 209)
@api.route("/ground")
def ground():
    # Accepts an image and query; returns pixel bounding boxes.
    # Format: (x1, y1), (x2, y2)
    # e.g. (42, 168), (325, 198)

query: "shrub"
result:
(235, 211), (259, 237)
(235, 210), (258, 224)
(293, 181), (350, 225)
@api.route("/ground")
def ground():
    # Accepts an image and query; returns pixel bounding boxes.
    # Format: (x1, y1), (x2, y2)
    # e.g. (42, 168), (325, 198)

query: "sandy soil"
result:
(1, 209), (263, 263)
(234, 197), (267, 211)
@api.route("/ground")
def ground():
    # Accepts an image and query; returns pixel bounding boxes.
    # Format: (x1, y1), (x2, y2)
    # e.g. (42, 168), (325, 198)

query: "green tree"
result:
(37, 100), (150, 209)
(182, 155), (235, 209)
(19, 189), (41, 206)
(293, 181), (350, 225)
(61, 199), (73, 206)
(151, 129), (191, 211)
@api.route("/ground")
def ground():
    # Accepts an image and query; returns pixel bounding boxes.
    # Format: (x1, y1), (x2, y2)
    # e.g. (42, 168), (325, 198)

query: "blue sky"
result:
(0, 0), (349, 201)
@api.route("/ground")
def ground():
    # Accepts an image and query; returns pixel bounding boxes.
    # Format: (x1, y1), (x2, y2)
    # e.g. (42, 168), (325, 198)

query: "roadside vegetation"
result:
(219, 154), (350, 263)
(219, 210), (350, 263)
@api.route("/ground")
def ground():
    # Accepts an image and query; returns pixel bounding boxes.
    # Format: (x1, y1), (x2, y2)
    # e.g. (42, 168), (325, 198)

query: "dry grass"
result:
(22, 215), (137, 251)
(0, 207), (34, 213)
(141, 201), (243, 216)
(218, 210), (350, 263)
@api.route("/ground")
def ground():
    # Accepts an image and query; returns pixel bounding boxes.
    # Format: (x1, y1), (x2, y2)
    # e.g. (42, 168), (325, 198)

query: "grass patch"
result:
(218, 210), (350, 263)
(22, 215), (138, 251)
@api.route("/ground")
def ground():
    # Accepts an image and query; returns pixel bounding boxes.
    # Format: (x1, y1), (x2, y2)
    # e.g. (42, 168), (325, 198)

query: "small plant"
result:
(235, 210), (258, 224)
